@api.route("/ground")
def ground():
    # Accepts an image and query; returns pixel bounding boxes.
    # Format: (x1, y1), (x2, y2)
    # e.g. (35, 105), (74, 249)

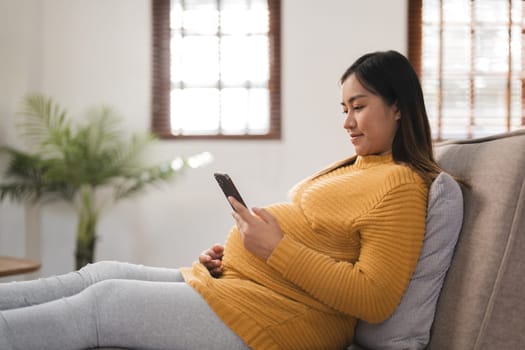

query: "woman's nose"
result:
(344, 111), (356, 129)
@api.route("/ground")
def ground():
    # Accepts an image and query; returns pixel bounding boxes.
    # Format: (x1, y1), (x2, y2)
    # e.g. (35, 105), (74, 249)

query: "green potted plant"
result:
(0, 94), (208, 269)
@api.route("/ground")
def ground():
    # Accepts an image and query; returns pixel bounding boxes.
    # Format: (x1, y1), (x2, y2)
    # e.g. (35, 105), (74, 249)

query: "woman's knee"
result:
(80, 260), (122, 274)
(79, 260), (133, 284)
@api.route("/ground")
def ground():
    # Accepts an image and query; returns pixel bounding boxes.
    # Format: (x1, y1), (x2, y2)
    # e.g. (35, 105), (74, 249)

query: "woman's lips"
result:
(350, 133), (363, 143)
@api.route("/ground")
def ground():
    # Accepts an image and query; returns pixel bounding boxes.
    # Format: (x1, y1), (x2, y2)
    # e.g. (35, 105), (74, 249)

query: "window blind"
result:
(408, 0), (525, 140)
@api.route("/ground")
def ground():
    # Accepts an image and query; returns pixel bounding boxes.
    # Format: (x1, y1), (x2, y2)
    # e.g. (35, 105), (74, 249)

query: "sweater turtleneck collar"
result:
(353, 153), (394, 169)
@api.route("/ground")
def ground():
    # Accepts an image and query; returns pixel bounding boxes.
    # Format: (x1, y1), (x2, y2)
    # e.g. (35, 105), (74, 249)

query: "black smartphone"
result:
(213, 173), (248, 211)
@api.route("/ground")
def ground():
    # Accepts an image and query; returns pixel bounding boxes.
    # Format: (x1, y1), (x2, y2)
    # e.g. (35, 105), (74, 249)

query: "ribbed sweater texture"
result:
(180, 154), (428, 349)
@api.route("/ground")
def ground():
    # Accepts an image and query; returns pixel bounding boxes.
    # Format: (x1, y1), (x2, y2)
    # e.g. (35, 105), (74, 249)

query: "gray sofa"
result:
(428, 129), (525, 349)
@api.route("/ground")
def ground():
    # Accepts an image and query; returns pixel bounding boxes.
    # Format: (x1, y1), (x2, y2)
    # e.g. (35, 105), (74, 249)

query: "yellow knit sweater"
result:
(181, 154), (428, 349)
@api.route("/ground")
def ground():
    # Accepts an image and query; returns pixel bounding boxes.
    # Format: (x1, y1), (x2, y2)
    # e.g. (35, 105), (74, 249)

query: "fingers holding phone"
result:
(213, 172), (283, 260)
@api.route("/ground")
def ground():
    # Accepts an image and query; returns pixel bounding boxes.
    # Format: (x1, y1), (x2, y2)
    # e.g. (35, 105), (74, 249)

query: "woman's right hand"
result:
(199, 244), (224, 278)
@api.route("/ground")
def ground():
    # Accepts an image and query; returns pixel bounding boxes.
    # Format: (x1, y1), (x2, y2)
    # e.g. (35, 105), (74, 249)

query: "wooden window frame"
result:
(151, 0), (282, 140)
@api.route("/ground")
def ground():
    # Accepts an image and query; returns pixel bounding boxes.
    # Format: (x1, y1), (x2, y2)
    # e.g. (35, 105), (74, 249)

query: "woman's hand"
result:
(229, 196), (284, 260)
(199, 244), (224, 278)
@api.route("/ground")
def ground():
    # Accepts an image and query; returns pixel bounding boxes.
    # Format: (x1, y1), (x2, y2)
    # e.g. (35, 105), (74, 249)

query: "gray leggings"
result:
(0, 261), (250, 350)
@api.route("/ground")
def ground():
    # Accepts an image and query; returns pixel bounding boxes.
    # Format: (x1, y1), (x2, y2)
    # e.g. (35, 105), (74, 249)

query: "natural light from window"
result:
(169, 0), (270, 136)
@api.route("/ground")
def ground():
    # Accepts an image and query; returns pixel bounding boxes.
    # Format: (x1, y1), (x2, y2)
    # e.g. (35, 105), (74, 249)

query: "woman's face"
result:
(340, 74), (400, 156)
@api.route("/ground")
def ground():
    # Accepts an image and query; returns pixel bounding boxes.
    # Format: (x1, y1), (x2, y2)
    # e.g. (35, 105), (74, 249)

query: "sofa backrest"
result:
(430, 130), (525, 349)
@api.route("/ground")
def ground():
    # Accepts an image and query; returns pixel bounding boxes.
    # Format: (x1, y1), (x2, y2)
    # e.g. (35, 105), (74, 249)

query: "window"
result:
(152, 0), (281, 139)
(408, 0), (525, 140)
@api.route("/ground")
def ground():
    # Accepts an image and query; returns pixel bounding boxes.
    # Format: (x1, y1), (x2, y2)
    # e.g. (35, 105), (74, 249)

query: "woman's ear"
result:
(393, 103), (401, 120)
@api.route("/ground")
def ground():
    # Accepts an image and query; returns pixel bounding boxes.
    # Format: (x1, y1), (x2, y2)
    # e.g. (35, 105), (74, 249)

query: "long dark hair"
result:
(340, 50), (441, 185)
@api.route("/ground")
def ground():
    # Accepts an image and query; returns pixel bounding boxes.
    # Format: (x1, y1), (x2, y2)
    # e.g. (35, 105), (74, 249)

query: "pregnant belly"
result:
(222, 202), (313, 279)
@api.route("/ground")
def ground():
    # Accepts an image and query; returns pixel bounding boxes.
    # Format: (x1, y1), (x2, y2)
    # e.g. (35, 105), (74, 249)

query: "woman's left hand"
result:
(229, 196), (284, 260)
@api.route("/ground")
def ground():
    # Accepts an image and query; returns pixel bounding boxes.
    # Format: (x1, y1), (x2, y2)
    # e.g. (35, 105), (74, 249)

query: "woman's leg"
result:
(0, 279), (250, 350)
(0, 261), (183, 310)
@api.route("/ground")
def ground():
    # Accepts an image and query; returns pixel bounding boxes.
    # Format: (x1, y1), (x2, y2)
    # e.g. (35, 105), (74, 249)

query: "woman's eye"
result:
(353, 105), (363, 111)
(342, 110), (348, 115)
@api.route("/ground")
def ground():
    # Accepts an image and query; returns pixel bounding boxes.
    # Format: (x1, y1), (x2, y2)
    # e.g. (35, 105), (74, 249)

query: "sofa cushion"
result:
(350, 172), (463, 350)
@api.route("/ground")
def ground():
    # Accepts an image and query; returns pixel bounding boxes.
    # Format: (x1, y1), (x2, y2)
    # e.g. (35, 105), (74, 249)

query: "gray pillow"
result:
(349, 172), (463, 350)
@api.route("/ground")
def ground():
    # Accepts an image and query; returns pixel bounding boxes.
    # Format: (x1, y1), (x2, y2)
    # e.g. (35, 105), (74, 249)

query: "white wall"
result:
(0, 0), (407, 278)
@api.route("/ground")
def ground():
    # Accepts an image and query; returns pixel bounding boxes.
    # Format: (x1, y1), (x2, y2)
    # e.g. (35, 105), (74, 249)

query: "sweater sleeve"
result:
(266, 182), (427, 323)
